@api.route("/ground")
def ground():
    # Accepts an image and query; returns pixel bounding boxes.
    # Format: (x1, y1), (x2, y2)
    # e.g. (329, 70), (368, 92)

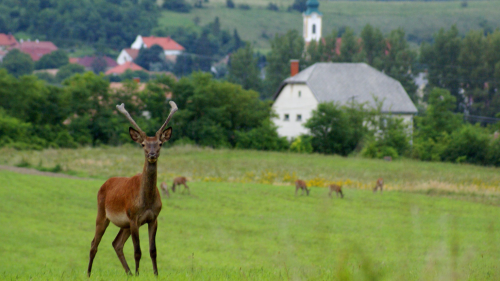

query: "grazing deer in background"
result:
(295, 179), (310, 196)
(171, 176), (190, 194)
(160, 182), (170, 198)
(373, 178), (384, 193)
(87, 101), (177, 277)
(329, 184), (343, 198)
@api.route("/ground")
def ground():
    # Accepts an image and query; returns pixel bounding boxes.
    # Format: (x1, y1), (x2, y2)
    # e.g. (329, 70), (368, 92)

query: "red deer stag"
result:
(295, 179), (310, 196)
(160, 182), (170, 198)
(373, 178), (384, 193)
(328, 184), (344, 198)
(171, 176), (190, 194)
(87, 101), (177, 277)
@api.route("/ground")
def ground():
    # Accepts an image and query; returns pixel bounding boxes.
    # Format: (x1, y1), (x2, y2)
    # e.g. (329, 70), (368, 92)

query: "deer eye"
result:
(141, 144), (145, 147)
(159, 143), (163, 146)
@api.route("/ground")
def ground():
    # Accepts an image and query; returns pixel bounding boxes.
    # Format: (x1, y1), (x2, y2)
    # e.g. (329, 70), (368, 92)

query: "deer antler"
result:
(116, 103), (146, 138)
(156, 101), (178, 136)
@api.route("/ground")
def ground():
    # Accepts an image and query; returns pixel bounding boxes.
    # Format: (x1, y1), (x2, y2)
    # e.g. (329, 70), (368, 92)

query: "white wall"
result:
(131, 35), (144, 49)
(117, 49), (133, 65)
(164, 50), (182, 56)
(272, 84), (318, 139)
(303, 13), (322, 43)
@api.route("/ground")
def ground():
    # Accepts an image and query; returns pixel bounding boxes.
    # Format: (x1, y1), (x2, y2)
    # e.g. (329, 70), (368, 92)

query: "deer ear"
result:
(129, 127), (143, 143)
(160, 127), (172, 142)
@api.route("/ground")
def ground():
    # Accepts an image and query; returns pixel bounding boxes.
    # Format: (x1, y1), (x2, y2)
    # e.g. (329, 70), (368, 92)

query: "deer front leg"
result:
(87, 212), (110, 277)
(112, 228), (132, 275)
(130, 220), (142, 276)
(184, 183), (190, 194)
(148, 220), (159, 275)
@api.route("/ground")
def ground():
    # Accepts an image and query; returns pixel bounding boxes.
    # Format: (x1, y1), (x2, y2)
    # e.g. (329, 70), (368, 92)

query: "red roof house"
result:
(105, 61), (146, 75)
(0, 33), (19, 49)
(73, 56), (118, 71)
(15, 40), (58, 61)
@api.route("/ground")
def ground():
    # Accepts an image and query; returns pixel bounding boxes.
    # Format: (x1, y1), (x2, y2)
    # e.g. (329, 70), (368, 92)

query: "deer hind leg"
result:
(184, 183), (190, 194)
(130, 220), (142, 276)
(87, 212), (110, 277)
(112, 228), (132, 275)
(148, 220), (159, 275)
(172, 182), (176, 193)
(295, 185), (299, 196)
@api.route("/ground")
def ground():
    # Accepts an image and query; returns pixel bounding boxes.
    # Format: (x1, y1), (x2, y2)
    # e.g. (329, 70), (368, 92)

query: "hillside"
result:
(1, 168), (500, 280)
(159, 0), (500, 50)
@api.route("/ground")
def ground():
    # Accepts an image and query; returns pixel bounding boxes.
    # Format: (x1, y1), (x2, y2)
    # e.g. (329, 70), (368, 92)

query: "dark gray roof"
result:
(274, 63), (418, 114)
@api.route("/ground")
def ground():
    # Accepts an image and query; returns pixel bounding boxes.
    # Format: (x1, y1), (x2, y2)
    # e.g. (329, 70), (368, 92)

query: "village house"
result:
(105, 61), (146, 75)
(116, 35), (185, 65)
(0, 33), (19, 50)
(71, 56), (118, 72)
(15, 39), (58, 61)
(272, 62), (418, 139)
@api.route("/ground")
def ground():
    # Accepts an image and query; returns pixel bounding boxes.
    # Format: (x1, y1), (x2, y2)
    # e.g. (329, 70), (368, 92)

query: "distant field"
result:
(1, 169), (500, 280)
(2, 145), (500, 199)
(157, 0), (500, 50)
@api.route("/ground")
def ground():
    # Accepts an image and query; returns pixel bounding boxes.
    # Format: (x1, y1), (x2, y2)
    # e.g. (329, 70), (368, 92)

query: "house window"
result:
(296, 114), (302, 122)
(312, 24), (316, 34)
(298, 91), (301, 97)
(284, 114), (290, 121)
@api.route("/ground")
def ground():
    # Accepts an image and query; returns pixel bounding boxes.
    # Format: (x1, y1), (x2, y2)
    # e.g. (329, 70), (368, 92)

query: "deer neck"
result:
(139, 159), (158, 206)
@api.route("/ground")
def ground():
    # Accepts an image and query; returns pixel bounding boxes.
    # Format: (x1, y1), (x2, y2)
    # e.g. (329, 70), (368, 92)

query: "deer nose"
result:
(148, 153), (157, 159)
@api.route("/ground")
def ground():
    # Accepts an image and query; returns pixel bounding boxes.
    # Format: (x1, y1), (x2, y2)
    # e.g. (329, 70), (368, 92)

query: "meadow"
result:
(1, 166), (500, 280)
(158, 0), (500, 50)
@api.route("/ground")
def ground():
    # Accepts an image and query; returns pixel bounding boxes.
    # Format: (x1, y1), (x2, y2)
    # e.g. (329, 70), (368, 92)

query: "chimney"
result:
(290, 59), (299, 77)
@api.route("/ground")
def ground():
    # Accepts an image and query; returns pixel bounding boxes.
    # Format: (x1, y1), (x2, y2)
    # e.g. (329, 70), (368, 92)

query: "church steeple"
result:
(303, 0), (322, 43)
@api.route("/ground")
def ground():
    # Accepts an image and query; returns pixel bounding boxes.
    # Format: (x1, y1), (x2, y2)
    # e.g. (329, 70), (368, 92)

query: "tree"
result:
(304, 102), (368, 156)
(360, 24), (385, 67)
(289, 0), (307, 12)
(56, 63), (85, 82)
(306, 30), (338, 65)
(382, 28), (417, 103)
(162, 0), (192, 13)
(265, 30), (304, 99)
(135, 45), (168, 71)
(35, 50), (69, 70)
(420, 26), (461, 105)
(228, 44), (261, 92)
(339, 27), (360, 63)
(91, 56), (108, 74)
(1, 49), (34, 77)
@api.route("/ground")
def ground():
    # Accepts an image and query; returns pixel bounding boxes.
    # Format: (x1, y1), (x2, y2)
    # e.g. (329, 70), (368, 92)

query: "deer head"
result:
(117, 101), (178, 163)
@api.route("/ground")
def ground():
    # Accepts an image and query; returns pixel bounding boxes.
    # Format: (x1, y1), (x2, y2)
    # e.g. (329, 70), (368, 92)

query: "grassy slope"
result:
(158, 0), (500, 50)
(1, 169), (500, 280)
(2, 145), (500, 195)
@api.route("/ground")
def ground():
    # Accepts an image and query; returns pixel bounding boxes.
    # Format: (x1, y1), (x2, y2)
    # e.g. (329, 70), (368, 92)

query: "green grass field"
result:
(157, 0), (500, 50)
(1, 168), (500, 280)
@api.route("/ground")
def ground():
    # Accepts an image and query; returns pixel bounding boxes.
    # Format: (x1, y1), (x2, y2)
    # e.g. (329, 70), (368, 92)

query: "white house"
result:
(303, 0), (322, 43)
(117, 35), (185, 65)
(272, 62), (418, 139)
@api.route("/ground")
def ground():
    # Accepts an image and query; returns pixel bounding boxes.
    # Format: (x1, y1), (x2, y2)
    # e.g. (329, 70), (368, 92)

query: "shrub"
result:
(266, 3), (279, 11)
(163, 0), (192, 13)
(236, 119), (289, 151)
(441, 124), (490, 165)
(289, 135), (312, 153)
(361, 142), (399, 159)
(238, 4), (251, 10)
(226, 0), (235, 8)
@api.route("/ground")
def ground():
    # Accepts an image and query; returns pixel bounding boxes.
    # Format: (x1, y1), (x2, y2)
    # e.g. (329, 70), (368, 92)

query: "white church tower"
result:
(302, 0), (322, 43)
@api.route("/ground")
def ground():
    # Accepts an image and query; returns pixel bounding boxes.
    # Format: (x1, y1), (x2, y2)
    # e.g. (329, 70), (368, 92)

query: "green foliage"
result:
(135, 45), (171, 72)
(304, 102), (368, 156)
(339, 27), (361, 63)
(416, 88), (463, 141)
(163, 0), (192, 13)
(56, 63), (85, 82)
(441, 124), (490, 165)
(289, 135), (313, 153)
(289, 0), (307, 12)
(228, 44), (261, 92)
(235, 119), (289, 151)
(362, 116), (410, 160)
(34, 50), (69, 70)
(1, 49), (34, 77)
(0, 0), (160, 48)
(264, 30), (304, 98)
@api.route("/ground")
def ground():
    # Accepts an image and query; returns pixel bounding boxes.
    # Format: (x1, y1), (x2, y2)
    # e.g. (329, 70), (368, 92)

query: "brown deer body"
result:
(373, 178), (384, 193)
(295, 179), (310, 196)
(160, 182), (170, 198)
(87, 101), (177, 277)
(171, 176), (189, 194)
(328, 184), (343, 198)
